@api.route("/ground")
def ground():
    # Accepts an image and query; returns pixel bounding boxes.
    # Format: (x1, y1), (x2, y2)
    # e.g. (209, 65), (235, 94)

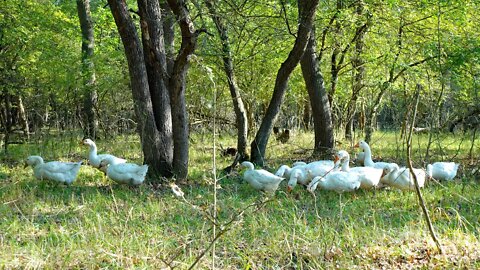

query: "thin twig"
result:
(187, 199), (271, 270)
(406, 84), (443, 254)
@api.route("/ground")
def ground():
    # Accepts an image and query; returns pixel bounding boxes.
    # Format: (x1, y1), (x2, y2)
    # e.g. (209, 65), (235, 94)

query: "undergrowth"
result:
(0, 130), (479, 269)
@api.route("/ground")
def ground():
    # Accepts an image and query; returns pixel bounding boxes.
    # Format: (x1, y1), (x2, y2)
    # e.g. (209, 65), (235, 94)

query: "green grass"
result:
(0, 130), (479, 269)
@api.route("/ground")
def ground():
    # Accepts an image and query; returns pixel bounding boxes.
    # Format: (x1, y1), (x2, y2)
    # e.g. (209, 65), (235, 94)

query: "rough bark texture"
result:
(138, 0), (173, 175)
(205, 0), (249, 165)
(300, 26), (334, 158)
(108, 0), (166, 175)
(166, 0), (198, 179)
(108, 0), (201, 179)
(76, 0), (98, 139)
(250, 0), (319, 166)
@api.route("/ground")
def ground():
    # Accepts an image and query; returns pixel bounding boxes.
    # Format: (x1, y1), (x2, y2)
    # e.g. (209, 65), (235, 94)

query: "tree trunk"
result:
(3, 90), (12, 152)
(76, 0), (98, 139)
(205, 0), (249, 164)
(300, 25), (334, 158)
(109, 0), (201, 179)
(250, 0), (319, 166)
(345, 0), (369, 140)
(138, 0), (174, 176)
(166, 0), (200, 179)
(16, 96), (29, 140)
(108, 0), (167, 176)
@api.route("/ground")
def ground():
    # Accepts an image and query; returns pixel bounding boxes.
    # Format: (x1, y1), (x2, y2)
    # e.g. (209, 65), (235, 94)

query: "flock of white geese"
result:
(25, 139), (148, 186)
(23, 138), (459, 194)
(240, 140), (459, 194)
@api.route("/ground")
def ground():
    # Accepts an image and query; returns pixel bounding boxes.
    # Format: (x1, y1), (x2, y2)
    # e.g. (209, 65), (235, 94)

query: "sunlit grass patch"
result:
(0, 130), (479, 268)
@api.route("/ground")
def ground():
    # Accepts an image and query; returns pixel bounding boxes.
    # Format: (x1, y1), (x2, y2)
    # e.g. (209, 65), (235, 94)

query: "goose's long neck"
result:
(341, 155), (350, 171)
(363, 144), (374, 166)
(88, 144), (98, 158)
(35, 157), (44, 166)
(244, 162), (254, 170)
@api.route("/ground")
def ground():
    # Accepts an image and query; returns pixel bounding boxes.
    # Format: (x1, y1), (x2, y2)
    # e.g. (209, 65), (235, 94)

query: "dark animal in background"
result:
(221, 147), (237, 157)
(273, 127), (290, 144)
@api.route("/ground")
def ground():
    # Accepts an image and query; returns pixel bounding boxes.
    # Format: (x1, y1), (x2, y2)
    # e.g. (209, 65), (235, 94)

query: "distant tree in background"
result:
(76, 0), (98, 139)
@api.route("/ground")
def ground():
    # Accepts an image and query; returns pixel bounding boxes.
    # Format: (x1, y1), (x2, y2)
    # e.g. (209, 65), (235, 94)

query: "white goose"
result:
(241, 161), (285, 193)
(382, 163), (426, 190)
(300, 160), (336, 180)
(307, 171), (361, 193)
(99, 157), (148, 186)
(286, 167), (310, 192)
(355, 140), (391, 170)
(274, 161), (309, 178)
(81, 138), (126, 172)
(426, 162), (459, 181)
(25, 155), (82, 185)
(335, 150), (383, 189)
(275, 165), (294, 178)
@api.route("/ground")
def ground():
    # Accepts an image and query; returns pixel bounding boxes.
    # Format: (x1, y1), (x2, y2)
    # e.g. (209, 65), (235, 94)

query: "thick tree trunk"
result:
(138, 0), (173, 176)
(300, 26), (334, 158)
(108, 0), (166, 176)
(76, 0), (98, 139)
(205, 0), (249, 164)
(250, 0), (319, 166)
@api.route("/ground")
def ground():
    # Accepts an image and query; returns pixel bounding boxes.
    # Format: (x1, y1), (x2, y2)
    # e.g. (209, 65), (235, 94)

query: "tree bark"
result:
(166, 0), (200, 179)
(108, 0), (167, 176)
(138, 0), (174, 176)
(76, 0), (98, 139)
(205, 0), (249, 164)
(300, 25), (334, 158)
(250, 0), (319, 166)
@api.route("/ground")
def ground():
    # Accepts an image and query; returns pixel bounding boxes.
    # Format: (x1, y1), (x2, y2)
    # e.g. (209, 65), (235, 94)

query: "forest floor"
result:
(0, 130), (479, 269)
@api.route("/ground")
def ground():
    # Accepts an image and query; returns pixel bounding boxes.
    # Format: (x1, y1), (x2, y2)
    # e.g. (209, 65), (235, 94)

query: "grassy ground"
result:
(0, 130), (479, 269)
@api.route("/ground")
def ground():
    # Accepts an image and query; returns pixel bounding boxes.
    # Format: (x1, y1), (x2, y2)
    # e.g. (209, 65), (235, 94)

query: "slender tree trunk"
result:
(300, 26), (334, 158)
(302, 99), (310, 130)
(167, 0), (201, 179)
(345, 0), (369, 140)
(205, 0), (249, 164)
(3, 90), (11, 152)
(76, 0), (98, 139)
(16, 96), (29, 140)
(250, 0), (319, 166)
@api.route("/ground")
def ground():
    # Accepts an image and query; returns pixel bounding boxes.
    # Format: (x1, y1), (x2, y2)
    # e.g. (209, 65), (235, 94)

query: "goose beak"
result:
(354, 143), (359, 148)
(287, 186), (292, 193)
(333, 155), (340, 163)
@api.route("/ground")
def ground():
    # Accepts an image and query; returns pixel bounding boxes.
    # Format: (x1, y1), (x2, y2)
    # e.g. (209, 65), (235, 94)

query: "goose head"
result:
(354, 140), (369, 149)
(25, 155), (44, 168)
(81, 138), (95, 147)
(240, 161), (255, 171)
(287, 169), (303, 192)
(383, 163), (399, 175)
